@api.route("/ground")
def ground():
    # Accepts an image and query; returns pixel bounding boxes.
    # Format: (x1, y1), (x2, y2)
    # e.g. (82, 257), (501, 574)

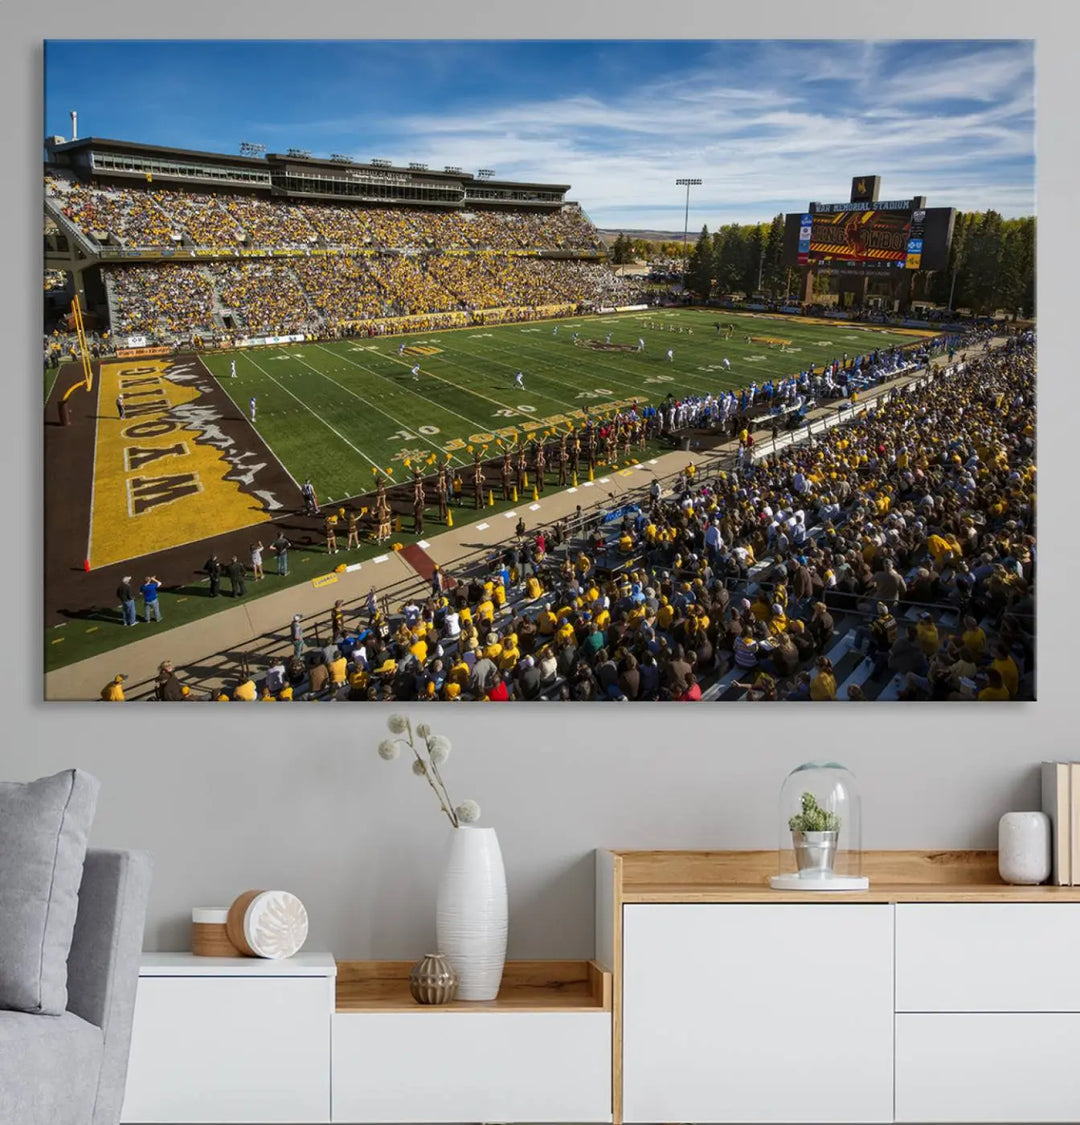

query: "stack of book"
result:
(1041, 761), (1080, 885)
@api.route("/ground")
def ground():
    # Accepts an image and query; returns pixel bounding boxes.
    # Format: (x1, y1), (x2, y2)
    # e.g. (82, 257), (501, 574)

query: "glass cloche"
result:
(770, 762), (868, 890)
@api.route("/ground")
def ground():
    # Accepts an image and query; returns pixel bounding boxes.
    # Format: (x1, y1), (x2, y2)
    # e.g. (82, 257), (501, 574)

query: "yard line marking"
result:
(373, 554), (389, 564)
(85, 362), (103, 566)
(529, 503), (541, 511)
(276, 348), (468, 468)
(475, 522), (490, 530)
(315, 341), (526, 426)
(313, 342), (493, 437)
(504, 511), (518, 518)
(239, 352), (382, 472)
(203, 356), (302, 491)
(417, 540), (430, 549)
(423, 345), (583, 414)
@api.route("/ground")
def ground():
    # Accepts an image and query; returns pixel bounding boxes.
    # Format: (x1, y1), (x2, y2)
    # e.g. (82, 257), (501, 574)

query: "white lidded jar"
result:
(998, 811), (1051, 885)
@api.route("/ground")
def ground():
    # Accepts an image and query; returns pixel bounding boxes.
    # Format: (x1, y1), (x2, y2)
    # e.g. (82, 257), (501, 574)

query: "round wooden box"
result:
(226, 889), (309, 959)
(191, 906), (242, 957)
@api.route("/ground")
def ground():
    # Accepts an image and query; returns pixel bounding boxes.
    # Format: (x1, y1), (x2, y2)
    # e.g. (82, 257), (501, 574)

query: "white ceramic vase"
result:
(435, 825), (507, 1001)
(998, 811), (1051, 885)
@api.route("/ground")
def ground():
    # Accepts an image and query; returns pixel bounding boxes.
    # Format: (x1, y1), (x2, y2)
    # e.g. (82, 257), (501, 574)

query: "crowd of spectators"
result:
(108, 264), (217, 339)
(149, 331), (1029, 703)
(101, 255), (644, 340)
(46, 174), (603, 253)
(48, 175), (176, 248)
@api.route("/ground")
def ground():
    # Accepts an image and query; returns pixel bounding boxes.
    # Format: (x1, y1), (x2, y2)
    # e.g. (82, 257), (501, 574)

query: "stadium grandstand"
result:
(43, 136), (643, 346)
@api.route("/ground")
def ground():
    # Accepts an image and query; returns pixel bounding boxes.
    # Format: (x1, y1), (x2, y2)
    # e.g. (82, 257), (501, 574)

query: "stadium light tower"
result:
(679, 176), (706, 266)
(240, 141), (266, 158)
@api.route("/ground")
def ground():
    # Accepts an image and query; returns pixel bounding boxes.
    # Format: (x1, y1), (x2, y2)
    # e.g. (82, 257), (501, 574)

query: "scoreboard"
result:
(784, 201), (954, 272)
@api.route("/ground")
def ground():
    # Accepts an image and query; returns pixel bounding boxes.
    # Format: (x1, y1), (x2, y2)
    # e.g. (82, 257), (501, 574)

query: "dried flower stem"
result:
(425, 746), (459, 829)
(403, 719), (459, 827)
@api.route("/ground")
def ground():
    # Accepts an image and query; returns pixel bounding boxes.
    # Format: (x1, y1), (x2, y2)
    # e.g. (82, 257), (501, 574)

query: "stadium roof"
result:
(44, 137), (572, 192)
(45, 136), (270, 167)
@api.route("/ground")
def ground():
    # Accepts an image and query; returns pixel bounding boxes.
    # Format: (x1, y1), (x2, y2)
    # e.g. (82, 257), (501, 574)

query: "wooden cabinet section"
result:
(621, 904), (893, 1124)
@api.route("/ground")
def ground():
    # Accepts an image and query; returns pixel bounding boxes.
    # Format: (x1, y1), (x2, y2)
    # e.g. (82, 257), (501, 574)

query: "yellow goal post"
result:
(60, 295), (95, 402)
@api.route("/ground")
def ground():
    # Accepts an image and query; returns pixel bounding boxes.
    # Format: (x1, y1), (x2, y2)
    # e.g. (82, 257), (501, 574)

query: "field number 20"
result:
(575, 387), (614, 399)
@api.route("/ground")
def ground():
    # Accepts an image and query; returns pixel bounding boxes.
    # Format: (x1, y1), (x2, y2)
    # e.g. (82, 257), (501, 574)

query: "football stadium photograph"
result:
(41, 38), (1036, 703)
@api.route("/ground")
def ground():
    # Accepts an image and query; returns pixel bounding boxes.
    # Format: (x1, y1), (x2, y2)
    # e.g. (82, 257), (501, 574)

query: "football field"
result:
(200, 308), (929, 505)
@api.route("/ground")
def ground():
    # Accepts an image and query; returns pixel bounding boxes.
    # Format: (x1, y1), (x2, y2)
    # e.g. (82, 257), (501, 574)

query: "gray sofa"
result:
(0, 849), (153, 1125)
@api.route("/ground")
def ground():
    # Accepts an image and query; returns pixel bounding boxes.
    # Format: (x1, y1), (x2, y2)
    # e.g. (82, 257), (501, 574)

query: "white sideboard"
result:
(120, 953), (336, 1124)
(121, 955), (610, 1124)
(598, 850), (1080, 1125)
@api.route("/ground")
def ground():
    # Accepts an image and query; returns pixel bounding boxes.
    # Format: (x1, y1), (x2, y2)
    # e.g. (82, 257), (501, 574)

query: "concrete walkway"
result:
(46, 344), (981, 701)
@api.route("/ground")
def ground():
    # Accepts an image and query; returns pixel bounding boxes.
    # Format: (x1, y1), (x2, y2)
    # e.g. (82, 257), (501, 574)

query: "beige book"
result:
(1041, 761), (1071, 886)
(1071, 763), (1080, 886)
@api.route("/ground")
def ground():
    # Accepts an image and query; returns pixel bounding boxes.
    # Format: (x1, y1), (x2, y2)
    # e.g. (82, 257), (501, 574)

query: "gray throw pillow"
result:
(0, 769), (100, 1014)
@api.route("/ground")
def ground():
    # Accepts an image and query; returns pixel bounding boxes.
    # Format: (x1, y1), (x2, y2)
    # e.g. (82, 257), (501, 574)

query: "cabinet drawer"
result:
(896, 1013), (1080, 1122)
(332, 1011), (611, 1122)
(121, 976), (332, 1123)
(896, 904), (1080, 1011)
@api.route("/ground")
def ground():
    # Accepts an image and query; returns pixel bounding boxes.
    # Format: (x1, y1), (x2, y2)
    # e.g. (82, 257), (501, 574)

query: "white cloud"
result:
(339, 40), (1036, 228)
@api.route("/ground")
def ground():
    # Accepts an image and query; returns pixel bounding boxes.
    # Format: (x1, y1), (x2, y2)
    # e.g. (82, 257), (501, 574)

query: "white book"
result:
(1041, 761), (1071, 886)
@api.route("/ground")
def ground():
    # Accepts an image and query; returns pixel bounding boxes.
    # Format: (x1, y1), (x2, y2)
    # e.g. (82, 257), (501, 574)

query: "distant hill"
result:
(596, 229), (688, 246)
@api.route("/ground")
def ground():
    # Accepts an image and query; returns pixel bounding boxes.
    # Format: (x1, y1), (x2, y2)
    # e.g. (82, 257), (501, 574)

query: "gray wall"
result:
(8, 7), (1077, 959)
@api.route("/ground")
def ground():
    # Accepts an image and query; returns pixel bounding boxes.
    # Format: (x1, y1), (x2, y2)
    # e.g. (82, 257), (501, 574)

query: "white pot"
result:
(435, 825), (508, 1001)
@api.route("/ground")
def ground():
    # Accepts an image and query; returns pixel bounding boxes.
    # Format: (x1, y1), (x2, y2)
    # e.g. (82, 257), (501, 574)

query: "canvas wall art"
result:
(42, 39), (1035, 701)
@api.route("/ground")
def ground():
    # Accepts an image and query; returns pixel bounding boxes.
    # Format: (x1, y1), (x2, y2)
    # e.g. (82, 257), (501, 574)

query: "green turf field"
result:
(44, 365), (60, 403)
(200, 309), (928, 505)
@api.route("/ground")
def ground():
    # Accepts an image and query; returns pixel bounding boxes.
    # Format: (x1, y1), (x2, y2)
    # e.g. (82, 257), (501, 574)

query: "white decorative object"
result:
(436, 825), (508, 1001)
(998, 811), (1051, 885)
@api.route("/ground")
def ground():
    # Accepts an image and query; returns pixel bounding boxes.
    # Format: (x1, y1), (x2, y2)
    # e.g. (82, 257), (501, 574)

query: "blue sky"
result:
(44, 40), (1035, 230)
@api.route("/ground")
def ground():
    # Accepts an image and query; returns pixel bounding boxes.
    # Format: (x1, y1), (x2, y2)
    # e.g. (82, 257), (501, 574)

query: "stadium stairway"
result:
(103, 272), (120, 338)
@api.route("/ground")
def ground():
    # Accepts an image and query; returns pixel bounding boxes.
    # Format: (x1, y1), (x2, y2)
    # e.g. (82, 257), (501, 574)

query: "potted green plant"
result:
(788, 792), (841, 875)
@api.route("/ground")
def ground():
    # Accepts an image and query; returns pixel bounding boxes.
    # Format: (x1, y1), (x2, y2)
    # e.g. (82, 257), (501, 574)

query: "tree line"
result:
(609, 210), (1035, 316)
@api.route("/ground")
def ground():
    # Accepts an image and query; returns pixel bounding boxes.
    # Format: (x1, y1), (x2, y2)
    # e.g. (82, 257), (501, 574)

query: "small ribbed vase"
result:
(409, 953), (458, 1005)
(435, 825), (507, 1001)
(998, 811), (1051, 885)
